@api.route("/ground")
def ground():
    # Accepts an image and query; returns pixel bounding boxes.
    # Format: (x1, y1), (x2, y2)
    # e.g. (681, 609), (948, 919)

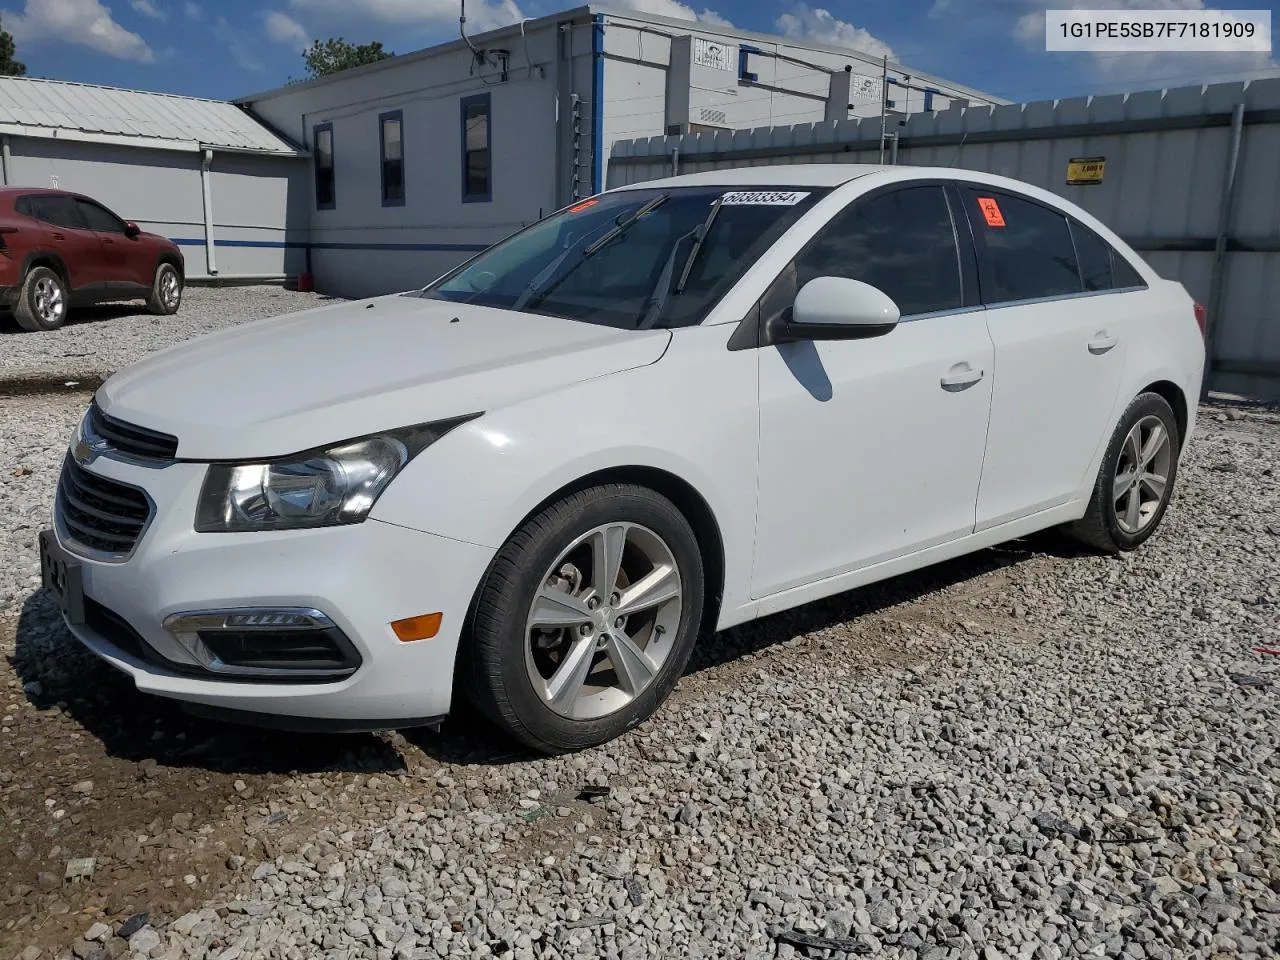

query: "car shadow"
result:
(10, 592), (408, 776)
(9, 530), (1099, 773)
(0, 303), (146, 333)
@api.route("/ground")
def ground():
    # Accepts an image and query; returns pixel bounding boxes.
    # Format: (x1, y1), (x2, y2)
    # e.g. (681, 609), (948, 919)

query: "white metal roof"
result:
(0, 77), (303, 156)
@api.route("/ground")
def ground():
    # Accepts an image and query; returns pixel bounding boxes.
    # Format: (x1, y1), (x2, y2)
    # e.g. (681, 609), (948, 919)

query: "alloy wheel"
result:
(34, 277), (65, 325)
(161, 270), (181, 309)
(524, 522), (683, 720)
(1113, 414), (1172, 534)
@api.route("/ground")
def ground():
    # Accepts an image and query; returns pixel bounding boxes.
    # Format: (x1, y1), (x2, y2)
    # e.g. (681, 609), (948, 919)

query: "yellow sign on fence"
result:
(1067, 157), (1106, 185)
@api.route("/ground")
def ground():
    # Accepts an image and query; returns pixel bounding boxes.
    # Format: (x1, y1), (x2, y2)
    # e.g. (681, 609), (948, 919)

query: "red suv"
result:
(0, 187), (184, 332)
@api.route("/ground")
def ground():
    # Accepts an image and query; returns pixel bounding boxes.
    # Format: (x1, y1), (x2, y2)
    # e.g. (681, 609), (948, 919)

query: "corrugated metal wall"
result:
(607, 78), (1280, 400)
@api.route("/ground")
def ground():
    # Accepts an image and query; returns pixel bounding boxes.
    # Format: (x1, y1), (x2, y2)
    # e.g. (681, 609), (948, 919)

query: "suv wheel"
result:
(146, 263), (182, 315)
(14, 266), (69, 332)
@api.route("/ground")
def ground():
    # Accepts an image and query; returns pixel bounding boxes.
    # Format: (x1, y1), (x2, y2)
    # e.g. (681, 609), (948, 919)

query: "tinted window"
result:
(969, 190), (1080, 303)
(794, 185), (962, 316)
(1071, 221), (1113, 291)
(26, 196), (88, 229)
(424, 187), (824, 328)
(76, 199), (125, 233)
(461, 94), (490, 201)
(314, 123), (335, 209)
(1111, 250), (1146, 289)
(380, 111), (404, 204)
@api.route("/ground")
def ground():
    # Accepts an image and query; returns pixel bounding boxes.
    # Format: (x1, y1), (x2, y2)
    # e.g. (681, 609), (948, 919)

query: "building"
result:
(0, 76), (307, 280)
(238, 4), (1003, 297)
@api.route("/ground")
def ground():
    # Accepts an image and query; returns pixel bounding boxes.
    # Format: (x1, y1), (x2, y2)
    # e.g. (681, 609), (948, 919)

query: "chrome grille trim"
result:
(87, 402), (179, 462)
(55, 456), (155, 562)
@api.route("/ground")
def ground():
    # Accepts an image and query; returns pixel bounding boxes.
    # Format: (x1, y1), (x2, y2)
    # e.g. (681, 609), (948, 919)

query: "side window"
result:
(967, 189), (1080, 303)
(75, 199), (126, 233)
(379, 110), (404, 206)
(460, 93), (491, 202)
(793, 185), (963, 317)
(1070, 220), (1113, 292)
(1111, 250), (1147, 289)
(314, 122), (335, 209)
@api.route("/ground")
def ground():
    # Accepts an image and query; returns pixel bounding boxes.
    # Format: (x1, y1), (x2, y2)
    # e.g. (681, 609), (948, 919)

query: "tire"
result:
(463, 484), (705, 754)
(13, 265), (69, 332)
(1068, 392), (1181, 553)
(146, 262), (182, 315)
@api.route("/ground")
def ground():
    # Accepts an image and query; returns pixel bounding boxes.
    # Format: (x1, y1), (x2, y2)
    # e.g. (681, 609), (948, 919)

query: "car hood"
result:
(98, 294), (671, 460)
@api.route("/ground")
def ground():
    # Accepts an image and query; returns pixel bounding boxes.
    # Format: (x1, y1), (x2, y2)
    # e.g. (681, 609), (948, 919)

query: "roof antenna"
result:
(460, 0), (481, 65)
(947, 132), (968, 168)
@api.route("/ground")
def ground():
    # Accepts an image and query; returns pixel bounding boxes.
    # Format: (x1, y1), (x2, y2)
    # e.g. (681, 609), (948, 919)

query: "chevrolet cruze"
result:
(40, 165), (1206, 753)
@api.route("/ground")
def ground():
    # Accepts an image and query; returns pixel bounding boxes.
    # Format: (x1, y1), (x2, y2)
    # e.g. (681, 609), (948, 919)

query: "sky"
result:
(2, 0), (1277, 103)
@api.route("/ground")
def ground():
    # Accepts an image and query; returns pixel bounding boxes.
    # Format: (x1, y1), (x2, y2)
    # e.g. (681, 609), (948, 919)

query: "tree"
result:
(0, 15), (26, 77)
(302, 38), (391, 79)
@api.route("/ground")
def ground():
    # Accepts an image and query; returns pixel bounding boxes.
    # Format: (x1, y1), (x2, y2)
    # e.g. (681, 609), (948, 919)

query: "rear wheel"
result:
(464, 485), (704, 753)
(146, 262), (182, 315)
(14, 266), (68, 332)
(1068, 392), (1180, 552)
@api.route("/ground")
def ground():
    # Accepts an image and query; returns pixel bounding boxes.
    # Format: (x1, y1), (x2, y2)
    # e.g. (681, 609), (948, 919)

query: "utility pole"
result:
(878, 55), (888, 164)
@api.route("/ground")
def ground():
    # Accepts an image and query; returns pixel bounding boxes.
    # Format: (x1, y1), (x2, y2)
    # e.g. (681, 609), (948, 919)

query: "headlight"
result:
(194, 416), (477, 532)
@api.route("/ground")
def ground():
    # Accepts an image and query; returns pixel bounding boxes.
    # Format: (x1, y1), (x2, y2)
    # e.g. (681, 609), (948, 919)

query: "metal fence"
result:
(607, 78), (1280, 400)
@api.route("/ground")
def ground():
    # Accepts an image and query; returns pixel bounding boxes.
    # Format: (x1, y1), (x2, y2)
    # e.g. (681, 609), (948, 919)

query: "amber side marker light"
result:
(391, 612), (443, 642)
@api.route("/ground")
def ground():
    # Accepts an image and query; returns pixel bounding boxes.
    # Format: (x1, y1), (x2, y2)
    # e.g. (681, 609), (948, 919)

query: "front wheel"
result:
(1068, 392), (1181, 553)
(463, 485), (704, 753)
(146, 262), (182, 315)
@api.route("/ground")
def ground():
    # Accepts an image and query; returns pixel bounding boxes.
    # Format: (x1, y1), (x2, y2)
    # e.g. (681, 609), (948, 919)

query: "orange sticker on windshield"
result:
(568, 199), (599, 213)
(977, 197), (1006, 227)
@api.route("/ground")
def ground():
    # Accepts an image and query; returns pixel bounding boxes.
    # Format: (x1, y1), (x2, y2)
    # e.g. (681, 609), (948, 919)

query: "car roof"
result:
(614, 164), (894, 190)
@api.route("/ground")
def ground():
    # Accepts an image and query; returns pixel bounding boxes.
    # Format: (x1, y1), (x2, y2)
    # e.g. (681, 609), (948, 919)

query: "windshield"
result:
(420, 186), (827, 329)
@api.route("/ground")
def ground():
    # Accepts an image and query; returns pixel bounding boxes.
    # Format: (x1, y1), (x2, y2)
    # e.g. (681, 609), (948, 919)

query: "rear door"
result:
(74, 199), (147, 289)
(958, 185), (1131, 529)
(27, 196), (105, 290)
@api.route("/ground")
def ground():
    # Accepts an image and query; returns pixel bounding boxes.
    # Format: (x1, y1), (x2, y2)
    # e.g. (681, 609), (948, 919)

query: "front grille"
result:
(88, 402), (178, 461)
(57, 456), (152, 557)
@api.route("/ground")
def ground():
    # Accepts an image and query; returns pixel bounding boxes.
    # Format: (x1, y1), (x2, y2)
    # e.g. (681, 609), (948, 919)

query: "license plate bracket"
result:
(39, 530), (86, 625)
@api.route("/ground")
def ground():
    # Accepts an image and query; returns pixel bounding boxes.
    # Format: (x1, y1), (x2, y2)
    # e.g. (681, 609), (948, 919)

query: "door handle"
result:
(1088, 333), (1119, 354)
(52, 232), (66, 241)
(940, 363), (985, 391)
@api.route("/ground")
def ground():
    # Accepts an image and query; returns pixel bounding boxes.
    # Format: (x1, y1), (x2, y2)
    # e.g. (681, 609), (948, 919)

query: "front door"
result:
(75, 198), (145, 289)
(956, 187), (1129, 530)
(752, 184), (994, 599)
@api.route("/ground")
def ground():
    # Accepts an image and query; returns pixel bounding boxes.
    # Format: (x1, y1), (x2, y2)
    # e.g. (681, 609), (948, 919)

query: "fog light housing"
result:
(163, 607), (361, 682)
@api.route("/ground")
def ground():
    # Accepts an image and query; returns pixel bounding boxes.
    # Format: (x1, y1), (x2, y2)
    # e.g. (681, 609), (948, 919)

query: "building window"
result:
(379, 110), (404, 206)
(460, 93), (491, 203)
(314, 122), (335, 210)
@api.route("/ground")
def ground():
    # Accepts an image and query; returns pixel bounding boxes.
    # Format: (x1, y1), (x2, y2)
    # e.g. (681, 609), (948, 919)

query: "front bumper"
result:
(55, 455), (496, 726)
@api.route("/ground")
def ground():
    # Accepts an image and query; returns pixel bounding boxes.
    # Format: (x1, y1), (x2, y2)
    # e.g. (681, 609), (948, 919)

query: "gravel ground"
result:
(1, 384), (1277, 959)
(0, 287), (332, 385)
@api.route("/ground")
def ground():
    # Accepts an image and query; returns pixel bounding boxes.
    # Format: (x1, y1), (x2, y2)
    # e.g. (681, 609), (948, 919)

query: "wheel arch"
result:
(21, 251), (70, 288)
(494, 465), (726, 636)
(1140, 379), (1188, 449)
(156, 251), (184, 280)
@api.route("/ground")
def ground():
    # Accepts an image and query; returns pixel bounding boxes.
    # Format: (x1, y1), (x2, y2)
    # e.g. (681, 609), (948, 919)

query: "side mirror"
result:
(775, 276), (900, 342)
(123, 221), (141, 238)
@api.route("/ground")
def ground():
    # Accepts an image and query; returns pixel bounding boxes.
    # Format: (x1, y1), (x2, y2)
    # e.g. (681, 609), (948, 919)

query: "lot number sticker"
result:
(720, 191), (811, 206)
(977, 196), (1006, 227)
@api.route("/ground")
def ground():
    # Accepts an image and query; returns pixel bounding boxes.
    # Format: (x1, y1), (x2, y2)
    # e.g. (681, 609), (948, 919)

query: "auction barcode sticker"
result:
(1045, 9), (1271, 52)
(720, 191), (811, 206)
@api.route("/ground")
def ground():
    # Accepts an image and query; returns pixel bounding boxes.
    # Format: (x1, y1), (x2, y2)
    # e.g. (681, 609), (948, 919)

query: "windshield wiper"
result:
(582, 193), (669, 256)
(636, 196), (724, 330)
(512, 193), (670, 313)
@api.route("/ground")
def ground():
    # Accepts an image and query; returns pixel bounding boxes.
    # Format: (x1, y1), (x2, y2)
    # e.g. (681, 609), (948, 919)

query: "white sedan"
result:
(40, 165), (1206, 753)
